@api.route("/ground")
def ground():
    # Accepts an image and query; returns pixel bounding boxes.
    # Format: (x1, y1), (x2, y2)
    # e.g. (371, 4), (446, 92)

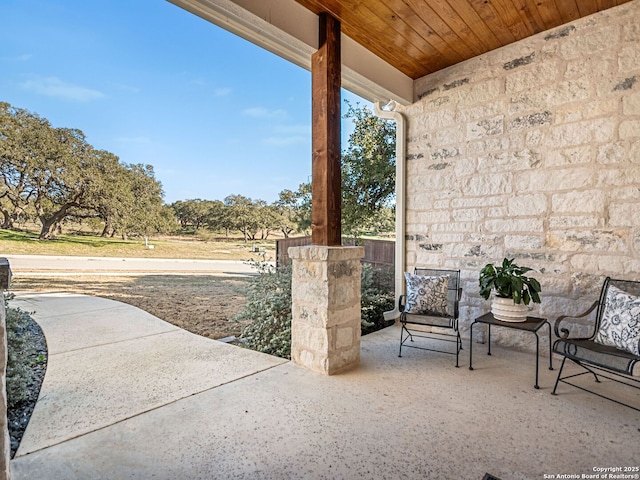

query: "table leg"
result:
(469, 321), (475, 370)
(534, 332), (540, 389)
(546, 321), (554, 371)
(487, 323), (492, 356)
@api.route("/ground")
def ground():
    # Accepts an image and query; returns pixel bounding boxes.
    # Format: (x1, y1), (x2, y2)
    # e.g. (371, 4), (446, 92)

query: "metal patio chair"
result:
(399, 268), (462, 367)
(552, 277), (640, 411)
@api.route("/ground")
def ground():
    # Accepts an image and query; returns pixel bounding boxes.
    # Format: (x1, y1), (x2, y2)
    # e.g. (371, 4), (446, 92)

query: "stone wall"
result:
(0, 260), (11, 479)
(398, 1), (640, 350)
(290, 246), (364, 375)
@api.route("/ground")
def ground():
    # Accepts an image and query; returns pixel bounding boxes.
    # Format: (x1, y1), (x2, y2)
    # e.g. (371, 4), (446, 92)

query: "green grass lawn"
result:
(0, 229), (276, 261)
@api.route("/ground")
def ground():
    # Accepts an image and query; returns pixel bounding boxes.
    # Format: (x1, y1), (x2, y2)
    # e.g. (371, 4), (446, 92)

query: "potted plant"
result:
(479, 258), (542, 322)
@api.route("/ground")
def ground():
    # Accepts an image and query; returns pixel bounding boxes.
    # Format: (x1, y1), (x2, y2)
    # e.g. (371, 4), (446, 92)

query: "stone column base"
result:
(1, 259), (11, 480)
(289, 245), (364, 375)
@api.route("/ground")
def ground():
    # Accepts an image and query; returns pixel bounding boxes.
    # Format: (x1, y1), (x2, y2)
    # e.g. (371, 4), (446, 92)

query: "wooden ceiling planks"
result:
(294, 0), (633, 79)
(365, 1), (450, 67)
(553, 0), (583, 24)
(373, 0), (465, 66)
(532, 0), (565, 31)
(430, 0), (504, 52)
(576, 1), (601, 17)
(306, 0), (433, 75)
(405, 0), (488, 58)
(467, 0), (522, 44)
(508, 0), (548, 32)
(595, 0), (618, 9)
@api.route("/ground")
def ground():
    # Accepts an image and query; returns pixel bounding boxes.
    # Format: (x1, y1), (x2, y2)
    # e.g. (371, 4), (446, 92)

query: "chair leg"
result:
(398, 321), (462, 366)
(581, 362), (601, 383)
(552, 356), (567, 395)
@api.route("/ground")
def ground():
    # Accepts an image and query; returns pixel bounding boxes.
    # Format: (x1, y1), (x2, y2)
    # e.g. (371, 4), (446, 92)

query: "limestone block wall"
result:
(398, 1), (640, 350)
(0, 260), (11, 480)
(0, 299), (9, 480)
(290, 246), (364, 375)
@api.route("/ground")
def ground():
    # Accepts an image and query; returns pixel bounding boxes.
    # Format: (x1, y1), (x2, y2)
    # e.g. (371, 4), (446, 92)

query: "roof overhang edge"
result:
(167, 0), (414, 105)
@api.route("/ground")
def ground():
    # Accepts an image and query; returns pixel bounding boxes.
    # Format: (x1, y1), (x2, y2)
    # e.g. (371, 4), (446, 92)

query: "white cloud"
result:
(109, 82), (141, 93)
(263, 135), (307, 147)
(263, 125), (310, 146)
(21, 76), (105, 102)
(214, 87), (232, 97)
(242, 107), (287, 120)
(273, 124), (310, 135)
(189, 77), (207, 86)
(2, 53), (33, 62)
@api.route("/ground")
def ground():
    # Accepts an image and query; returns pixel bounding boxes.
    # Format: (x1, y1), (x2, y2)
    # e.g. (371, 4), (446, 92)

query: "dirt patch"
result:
(12, 274), (252, 339)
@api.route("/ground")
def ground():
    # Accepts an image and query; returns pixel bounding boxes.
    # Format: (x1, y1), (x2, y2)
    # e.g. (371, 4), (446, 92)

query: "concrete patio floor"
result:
(9, 292), (639, 480)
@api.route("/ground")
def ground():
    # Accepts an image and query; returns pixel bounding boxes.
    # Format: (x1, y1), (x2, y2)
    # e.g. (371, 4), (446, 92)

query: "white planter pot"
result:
(491, 296), (529, 322)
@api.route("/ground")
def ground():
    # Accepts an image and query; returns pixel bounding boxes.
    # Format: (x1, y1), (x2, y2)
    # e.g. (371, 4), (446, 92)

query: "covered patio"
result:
(8, 293), (638, 479)
(2, 0), (639, 477)
(166, 0), (640, 374)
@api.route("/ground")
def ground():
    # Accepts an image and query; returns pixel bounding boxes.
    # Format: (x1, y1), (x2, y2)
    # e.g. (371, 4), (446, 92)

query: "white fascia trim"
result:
(167, 0), (413, 105)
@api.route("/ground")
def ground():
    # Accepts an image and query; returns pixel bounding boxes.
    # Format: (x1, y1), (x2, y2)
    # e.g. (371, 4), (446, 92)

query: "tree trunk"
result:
(101, 219), (113, 237)
(38, 217), (58, 239)
(38, 217), (64, 239)
(0, 210), (13, 230)
(36, 195), (81, 240)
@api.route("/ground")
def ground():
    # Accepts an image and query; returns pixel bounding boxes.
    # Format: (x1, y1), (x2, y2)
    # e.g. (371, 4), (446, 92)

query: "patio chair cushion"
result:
(403, 272), (448, 316)
(594, 285), (640, 355)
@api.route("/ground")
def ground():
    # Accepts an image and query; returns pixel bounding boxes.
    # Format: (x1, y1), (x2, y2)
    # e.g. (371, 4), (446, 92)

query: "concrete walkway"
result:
(5, 254), (264, 276)
(8, 293), (639, 480)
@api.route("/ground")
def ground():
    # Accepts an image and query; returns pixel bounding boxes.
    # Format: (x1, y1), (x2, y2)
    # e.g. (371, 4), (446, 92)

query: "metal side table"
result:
(469, 313), (553, 389)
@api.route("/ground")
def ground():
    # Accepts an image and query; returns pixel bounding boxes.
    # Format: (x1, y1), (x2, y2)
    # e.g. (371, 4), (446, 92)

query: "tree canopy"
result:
(0, 102), (167, 239)
(289, 102), (396, 237)
(1, 100), (396, 241)
(341, 101), (396, 236)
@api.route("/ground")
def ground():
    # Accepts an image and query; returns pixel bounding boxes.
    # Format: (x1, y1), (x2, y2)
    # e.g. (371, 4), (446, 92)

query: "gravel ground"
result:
(12, 274), (251, 339)
(7, 313), (47, 458)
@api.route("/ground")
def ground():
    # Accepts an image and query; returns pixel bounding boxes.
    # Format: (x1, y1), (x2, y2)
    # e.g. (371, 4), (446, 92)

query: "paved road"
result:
(3, 254), (265, 276)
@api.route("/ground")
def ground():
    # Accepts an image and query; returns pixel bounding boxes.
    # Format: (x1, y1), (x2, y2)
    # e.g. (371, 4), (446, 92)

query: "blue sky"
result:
(0, 0), (367, 204)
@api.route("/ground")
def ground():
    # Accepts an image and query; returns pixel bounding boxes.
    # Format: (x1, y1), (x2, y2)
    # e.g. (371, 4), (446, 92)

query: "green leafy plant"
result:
(479, 257), (541, 305)
(236, 262), (293, 359)
(360, 263), (395, 335)
(236, 261), (395, 359)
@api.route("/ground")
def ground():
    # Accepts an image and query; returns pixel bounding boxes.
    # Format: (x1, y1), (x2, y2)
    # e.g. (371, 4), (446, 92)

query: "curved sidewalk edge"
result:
(8, 292), (287, 457)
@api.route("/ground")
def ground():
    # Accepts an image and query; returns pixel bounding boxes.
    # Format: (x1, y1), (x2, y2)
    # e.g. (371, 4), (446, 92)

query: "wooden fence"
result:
(276, 237), (395, 292)
(276, 236), (395, 269)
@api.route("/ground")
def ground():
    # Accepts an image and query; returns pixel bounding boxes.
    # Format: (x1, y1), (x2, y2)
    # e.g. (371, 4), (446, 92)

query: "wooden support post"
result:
(311, 13), (341, 246)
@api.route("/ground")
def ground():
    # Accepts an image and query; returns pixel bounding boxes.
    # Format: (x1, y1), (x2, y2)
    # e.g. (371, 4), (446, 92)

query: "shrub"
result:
(236, 261), (395, 359)
(360, 263), (395, 335)
(235, 262), (293, 359)
(5, 295), (36, 409)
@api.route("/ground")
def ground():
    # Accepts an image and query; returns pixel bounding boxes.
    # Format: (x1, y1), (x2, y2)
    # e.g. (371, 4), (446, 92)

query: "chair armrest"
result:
(399, 295), (406, 312)
(553, 301), (599, 339)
